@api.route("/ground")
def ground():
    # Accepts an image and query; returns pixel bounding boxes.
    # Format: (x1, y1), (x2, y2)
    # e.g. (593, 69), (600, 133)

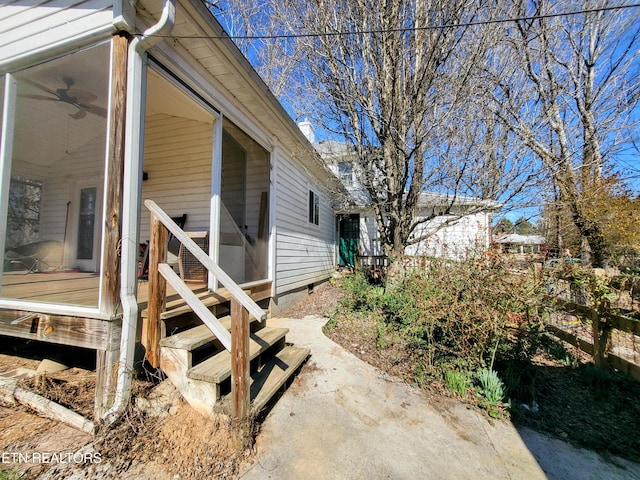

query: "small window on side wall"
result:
(308, 190), (319, 226)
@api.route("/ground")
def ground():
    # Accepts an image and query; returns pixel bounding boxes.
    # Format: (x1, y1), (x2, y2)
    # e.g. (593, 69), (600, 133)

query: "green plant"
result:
(476, 368), (506, 406)
(444, 370), (471, 397)
(324, 314), (339, 332)
(567, 268), (617, 312)
(375, 319), (393, 349)
(339, 273), (383, 312)
(381, 288), (419, 326)
(545, 338), (574, 366)
(0, 470), (21, 480)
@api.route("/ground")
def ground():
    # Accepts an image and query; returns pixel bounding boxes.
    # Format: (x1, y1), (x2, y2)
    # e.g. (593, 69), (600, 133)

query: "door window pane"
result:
(77, 187), (96, 260)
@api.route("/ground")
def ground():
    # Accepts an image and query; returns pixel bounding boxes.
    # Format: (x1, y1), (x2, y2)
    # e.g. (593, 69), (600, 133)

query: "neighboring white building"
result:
(312, 139), (501, 265)
(495, 234), (547, 255)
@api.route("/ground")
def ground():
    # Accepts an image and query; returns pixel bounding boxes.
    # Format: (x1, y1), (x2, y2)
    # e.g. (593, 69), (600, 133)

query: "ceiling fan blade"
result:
(22, 94), (59, 101)
(69, 109), (87, 120)
(20, 78), (57, 96)
(67, 87), (97, 105)
(82, 104), (108, 118)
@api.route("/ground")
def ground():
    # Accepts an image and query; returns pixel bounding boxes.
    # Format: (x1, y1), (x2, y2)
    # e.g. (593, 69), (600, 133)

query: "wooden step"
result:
(141, 279), (272, 320)
(187, 327), (289, 384)
(159, 314), (265, 352)
(159, 316), (233, 351)
(251, 345), (310, 414)
(159, 317), (227, 351)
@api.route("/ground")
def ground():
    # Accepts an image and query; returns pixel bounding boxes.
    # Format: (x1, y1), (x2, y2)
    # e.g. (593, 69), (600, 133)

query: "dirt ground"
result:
(0, 348), (254, 479)
(1, 278), (638, 478)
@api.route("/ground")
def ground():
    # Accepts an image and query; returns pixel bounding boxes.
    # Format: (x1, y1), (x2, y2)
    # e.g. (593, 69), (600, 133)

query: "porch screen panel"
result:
(220, 119), (270, 284)
(0, 75), (4, 135)
(1, 43), (110, 308)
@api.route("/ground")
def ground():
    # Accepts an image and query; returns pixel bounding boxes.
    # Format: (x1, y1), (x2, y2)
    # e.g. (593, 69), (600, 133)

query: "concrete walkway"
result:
(241, 315), (640, 480)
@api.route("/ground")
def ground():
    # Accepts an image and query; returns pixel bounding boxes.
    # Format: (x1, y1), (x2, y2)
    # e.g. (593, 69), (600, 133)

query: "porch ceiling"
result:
(147, 68), (213, 124)
(136, 0), (340, 189)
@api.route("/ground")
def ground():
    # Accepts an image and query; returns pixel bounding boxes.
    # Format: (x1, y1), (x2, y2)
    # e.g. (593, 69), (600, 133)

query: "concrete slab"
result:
(241, 315), (640, 480)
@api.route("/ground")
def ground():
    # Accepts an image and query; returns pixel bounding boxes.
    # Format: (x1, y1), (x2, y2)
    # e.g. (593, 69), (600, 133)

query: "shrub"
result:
(379, 255), (548, 376)
(340, 273), (384, 312)
(335, 253), (550, 407)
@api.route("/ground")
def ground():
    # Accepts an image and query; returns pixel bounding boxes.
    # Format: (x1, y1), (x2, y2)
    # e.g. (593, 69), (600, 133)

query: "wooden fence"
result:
(548, 299), (640, 382)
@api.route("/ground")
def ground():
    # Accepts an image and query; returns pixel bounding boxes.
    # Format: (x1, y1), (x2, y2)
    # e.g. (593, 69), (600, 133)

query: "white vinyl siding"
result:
(358, 209), (491, 259)
(0, 0), (115, 67)
(275, 154), (335, 295)
(358, 215), (383, 256)
(139, 114), (213, 241)
(407, 211), (491, 259)
(38, 138), (106, 242)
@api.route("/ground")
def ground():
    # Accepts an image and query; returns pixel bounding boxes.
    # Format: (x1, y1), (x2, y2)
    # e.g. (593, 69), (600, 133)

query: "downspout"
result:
(101, 0), (176, 426)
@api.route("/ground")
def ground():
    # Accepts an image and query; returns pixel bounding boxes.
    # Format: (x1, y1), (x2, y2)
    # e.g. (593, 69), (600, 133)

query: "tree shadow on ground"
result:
(496, 352), (640, 465)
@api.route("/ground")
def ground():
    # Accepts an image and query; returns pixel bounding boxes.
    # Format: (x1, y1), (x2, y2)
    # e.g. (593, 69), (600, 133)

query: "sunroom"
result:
(1, 41), (270, 315)
(0, 15), (275, 418)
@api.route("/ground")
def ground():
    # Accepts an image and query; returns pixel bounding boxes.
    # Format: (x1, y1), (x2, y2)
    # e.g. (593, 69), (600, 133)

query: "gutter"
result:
(101, 0), (176, 426)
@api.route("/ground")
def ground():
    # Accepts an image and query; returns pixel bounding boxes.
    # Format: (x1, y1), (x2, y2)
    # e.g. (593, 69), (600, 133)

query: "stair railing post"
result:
(143, 212), (168, 368)
(231, 297), (250, 443)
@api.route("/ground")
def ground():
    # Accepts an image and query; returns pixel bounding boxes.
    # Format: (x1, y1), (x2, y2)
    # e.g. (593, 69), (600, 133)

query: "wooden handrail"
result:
(144, 200), (266, 322)
(159, 263), (232, 350)
(145, 200), (263, 422)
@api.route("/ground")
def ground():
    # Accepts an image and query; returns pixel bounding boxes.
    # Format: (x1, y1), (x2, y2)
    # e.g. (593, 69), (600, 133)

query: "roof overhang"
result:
(136, 0), (343, 193)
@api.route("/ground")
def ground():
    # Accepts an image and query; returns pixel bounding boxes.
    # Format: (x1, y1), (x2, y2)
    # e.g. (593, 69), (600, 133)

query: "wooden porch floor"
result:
(1, 272), (205, 310)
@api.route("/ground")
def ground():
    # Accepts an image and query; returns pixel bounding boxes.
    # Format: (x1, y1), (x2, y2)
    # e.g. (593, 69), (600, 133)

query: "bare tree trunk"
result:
(485, 0), (640, 267)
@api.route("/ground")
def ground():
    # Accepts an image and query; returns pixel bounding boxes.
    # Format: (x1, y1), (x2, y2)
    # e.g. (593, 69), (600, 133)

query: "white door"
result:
(67, 178), (103, 272)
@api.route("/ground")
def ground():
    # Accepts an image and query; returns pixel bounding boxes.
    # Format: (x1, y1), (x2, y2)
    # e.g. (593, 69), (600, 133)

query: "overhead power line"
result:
(145, 2), (640, 40)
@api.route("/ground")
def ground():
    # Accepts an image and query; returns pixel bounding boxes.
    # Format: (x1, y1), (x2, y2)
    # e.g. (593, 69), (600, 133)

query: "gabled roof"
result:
(496, 234), (546, 245)
(416, 192), (502, 211)
(314, 140), (502, 212)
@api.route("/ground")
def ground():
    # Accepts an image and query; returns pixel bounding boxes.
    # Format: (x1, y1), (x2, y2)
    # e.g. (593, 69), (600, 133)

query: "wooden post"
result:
(96, 33), (128, 416)
(593, 310), (612, 368)
(231, 297), (250, 443)
(102, 33), (129, 313)
(589, 308), (611, 368)
(143, 214), (168, 368)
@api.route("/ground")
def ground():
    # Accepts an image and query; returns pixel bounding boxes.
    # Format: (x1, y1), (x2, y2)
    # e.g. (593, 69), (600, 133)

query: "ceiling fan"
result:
(23, 76), (107, 120)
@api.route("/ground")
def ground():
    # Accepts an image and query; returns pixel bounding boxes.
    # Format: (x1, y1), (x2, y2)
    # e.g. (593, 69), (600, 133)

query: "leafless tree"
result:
(207, 0), (303, 101)
(485, 0), (640, 266)
(215, 0), (534, 275)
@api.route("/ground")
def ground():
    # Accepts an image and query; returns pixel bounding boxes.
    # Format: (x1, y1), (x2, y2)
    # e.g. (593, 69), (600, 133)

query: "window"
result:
(7, 176), (43, 248)
(308, 190), (319, 225)
(337, 161), (353, 183)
